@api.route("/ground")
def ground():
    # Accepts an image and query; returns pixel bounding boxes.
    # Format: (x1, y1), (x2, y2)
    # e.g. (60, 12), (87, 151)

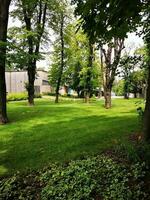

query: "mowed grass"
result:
(0, 98), (140, 176)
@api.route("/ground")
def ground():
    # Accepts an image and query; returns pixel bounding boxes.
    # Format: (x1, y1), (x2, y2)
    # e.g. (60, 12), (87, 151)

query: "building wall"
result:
(5, 71), (51, 94)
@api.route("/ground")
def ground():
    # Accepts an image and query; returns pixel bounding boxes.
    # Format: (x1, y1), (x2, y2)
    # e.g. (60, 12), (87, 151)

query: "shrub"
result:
(42, 92), (56, 96)
(34, 93), (42, 98)
(7, 93), (28, 101)
(7, 93), (42, 101)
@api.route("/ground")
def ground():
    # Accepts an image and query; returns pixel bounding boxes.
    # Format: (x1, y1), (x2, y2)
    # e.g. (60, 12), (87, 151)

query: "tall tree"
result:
(48, 0), (71, 103)
(21, 0), (47, 105)
(11, 0), (48, 105)
(0, 0), (11, 124)
(55, 11), (65, 103)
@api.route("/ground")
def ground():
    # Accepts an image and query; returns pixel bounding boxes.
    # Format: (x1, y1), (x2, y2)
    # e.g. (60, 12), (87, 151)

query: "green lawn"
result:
(0, 98), (140, 176)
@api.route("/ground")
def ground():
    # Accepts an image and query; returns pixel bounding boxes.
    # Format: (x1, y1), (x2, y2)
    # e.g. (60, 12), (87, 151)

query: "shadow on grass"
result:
(0, 104), (139, 177)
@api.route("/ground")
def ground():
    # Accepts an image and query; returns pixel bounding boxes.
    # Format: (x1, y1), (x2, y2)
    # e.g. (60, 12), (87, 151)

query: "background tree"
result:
(48, 0), (71, 103)
(49, 21), (101, 99)
(118, 55), (139, 99)
(100, 39), (124, 108)
(72, 0), (141, 108)
(0, 0), (11, 124)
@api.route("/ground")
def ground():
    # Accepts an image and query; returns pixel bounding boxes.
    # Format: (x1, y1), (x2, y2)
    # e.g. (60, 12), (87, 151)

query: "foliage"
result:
(130, 70), (147, 96)
(115, 140), (150, 166)
(49, 21), (101, 97)
(7, 92), (28, 101)
(0, 155), (149, 200)
(41, 155), (148, 200)
(72, 0), (143, 43)
(0, 171), (42, 200)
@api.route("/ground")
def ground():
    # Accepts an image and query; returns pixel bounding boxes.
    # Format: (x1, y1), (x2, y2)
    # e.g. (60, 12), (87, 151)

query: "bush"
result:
(42, 92), (56, 96)
(7, 93), (42, 101)
(41, 156), (148, 200)
(115, 141), (150, 165)
(7, 93), (28, 101)
(34, 93), (42, 98)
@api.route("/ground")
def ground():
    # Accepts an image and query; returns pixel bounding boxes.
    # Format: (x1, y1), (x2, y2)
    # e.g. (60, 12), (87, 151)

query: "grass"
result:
(0, 98), (141, 177)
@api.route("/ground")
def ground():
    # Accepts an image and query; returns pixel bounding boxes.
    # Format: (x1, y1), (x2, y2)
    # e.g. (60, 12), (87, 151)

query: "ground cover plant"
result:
(0, 98), (140, 176)
(0, 155), (149, 200)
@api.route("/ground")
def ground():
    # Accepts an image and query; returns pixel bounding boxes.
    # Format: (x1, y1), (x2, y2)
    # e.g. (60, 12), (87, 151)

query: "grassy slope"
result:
(0, 98), (140, 176)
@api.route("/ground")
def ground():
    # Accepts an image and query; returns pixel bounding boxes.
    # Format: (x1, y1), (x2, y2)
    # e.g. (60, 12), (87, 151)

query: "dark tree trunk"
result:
(0, 0), (11, 124)
(134, 92), (137, 98)
(124, 93), (129, 99)
(77, 89), (80, 98)
(55, 13), (64, 103)
(143, 70), (150, 141)
(27, 63), (36, 105)
(143, 42), (150, 142)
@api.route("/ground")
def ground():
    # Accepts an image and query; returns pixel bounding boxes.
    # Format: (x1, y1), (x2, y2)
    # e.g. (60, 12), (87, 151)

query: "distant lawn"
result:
(0, 98), (141, 176)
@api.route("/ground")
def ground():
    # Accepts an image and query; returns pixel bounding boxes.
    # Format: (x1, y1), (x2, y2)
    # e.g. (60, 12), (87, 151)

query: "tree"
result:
(10, 0), (48, 105)
(48, 0), (73, 103)
(0, 0), (11, 124)
(58, 23), (90, 98)
(118, 55), (140, 99)
(49, 21), (101, 100)
(55, 11), (65, 103)
(22, 0), (47, 105)
(72, 0), (141, 108)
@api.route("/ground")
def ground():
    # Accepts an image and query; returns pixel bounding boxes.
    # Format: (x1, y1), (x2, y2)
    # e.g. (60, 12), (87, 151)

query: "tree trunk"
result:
(0, 0), (11, 124)
(85, 41), (94, 103)
(55, 13), (64, 103)
(124, 82), (129, 99)
(85, 91), (90, 103)
(134, 92), (137, 98)
(124, 93), (129, 99)
(143, 43), (150, 142)
(104, 87), (112, 109)
(27, 63), (36, 106)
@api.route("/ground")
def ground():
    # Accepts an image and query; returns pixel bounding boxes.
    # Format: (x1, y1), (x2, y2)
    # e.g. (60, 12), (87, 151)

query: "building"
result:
(5, 70), (51, 94)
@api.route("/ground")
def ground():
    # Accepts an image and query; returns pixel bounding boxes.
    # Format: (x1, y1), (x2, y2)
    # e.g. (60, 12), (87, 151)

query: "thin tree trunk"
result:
(124, 82), (129, 99)
(55, 13), (64, 103)
(85, 41), (94, 103)
(104, 87), (112, 109)
(134, 92), (137, 98)
(0, 0), (11, 124)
